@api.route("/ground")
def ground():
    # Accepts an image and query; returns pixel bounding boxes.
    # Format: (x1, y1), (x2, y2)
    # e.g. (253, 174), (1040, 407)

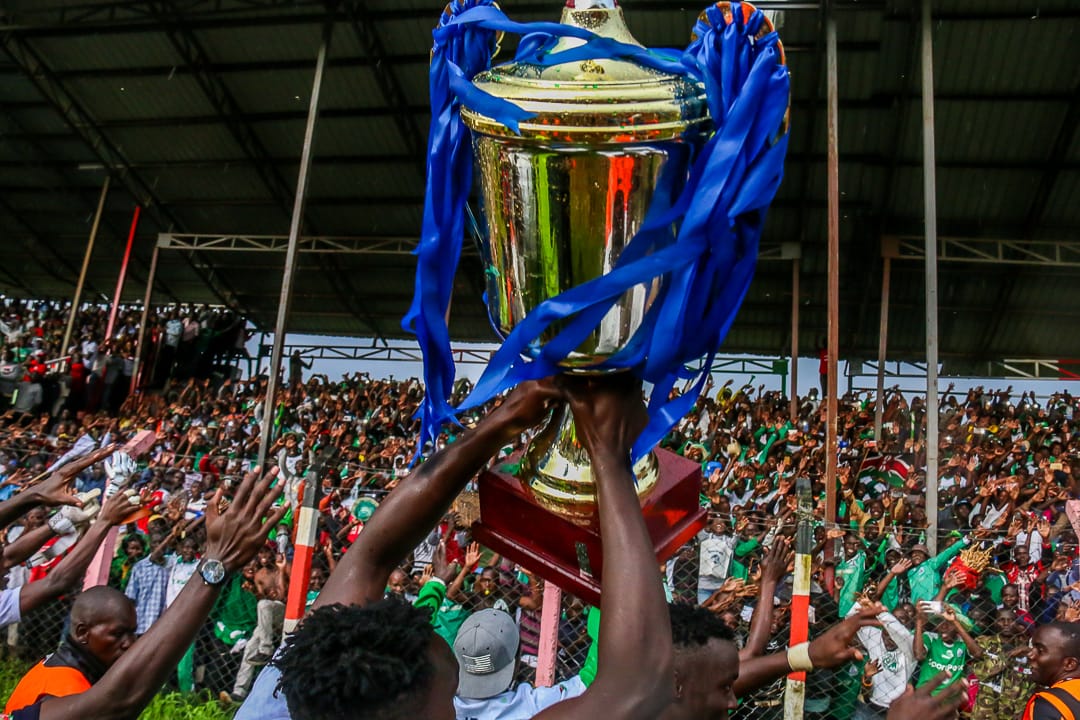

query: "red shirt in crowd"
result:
(68, 361), (87, 392)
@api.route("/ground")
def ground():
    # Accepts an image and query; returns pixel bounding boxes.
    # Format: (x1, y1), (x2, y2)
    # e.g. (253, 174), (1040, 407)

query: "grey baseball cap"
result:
(453, 609), (518, 699)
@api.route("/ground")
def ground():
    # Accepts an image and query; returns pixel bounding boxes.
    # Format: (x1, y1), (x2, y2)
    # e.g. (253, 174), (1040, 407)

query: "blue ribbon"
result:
(405, 1), (790, 462)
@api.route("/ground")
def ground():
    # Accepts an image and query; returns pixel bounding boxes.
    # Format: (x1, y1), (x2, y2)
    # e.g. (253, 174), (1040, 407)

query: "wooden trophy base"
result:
(471, 448), (706, 607)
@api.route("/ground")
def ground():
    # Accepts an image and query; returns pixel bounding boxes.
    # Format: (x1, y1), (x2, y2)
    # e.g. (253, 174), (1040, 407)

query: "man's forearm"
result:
(0, 492), (39, 529)
(587, 447), (673, 716)
(734, 652), (792, 697)
(27, 522), (114, 610)
(315, 414), (515, 609)
(2, 523), (55, 571)
(741, 580), (778, 660)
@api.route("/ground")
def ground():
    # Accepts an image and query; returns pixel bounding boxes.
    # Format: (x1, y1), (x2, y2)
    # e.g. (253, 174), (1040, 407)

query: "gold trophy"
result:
(459, 0), (786, 604)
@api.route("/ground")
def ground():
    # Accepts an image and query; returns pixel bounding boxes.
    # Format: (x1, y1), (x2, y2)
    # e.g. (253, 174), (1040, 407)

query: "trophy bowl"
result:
(462, 0), (709, 523)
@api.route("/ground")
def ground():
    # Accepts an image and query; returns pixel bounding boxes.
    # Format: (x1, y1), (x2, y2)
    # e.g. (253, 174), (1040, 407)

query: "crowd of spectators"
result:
(0, 298), (1078, 717)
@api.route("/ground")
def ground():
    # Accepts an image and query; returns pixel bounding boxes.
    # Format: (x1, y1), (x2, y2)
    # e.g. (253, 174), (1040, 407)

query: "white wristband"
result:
(787, 642), (814, 672)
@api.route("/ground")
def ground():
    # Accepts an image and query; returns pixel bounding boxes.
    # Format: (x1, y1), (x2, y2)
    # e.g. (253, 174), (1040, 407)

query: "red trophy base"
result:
(471, 448), (707, 607)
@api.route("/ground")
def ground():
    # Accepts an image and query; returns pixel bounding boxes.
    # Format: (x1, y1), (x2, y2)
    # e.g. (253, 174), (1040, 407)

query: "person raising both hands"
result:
(2, 467), (288, 720)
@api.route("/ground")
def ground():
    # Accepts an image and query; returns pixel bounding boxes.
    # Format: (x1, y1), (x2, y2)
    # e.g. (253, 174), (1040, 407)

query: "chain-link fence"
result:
(4, 505), (1047, 720)
(421, 511), (1045, 720)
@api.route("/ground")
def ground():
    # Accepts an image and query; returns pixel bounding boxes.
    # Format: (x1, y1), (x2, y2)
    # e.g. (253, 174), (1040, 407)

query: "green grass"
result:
(0, 658), (235, 719)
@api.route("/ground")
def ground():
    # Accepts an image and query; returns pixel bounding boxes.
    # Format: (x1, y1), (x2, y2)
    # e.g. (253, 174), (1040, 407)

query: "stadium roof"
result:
(0, 0), (1078, 370)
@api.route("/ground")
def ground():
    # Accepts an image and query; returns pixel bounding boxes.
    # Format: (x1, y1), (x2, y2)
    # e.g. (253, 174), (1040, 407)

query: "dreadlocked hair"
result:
(273, 599), (437, 720)
(669, 602), (735, 649)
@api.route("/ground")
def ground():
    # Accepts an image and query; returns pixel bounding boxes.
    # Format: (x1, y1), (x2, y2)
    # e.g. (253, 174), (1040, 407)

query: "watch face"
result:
(201, 559), (226, 585)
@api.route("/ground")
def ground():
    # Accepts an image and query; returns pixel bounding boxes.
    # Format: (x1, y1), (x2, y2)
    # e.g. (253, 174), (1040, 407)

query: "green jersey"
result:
(909, 538), (968, 604)
(916, 631), (968, 689)
(835, 551), (867, 616)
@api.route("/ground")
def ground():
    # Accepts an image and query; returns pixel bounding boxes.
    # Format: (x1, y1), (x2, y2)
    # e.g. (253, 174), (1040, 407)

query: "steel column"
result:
(131, 244), (160, 394)
(921, 0), (940, 554)
(824, 3), (840, 563)
(790, 258), (800, 421)
(257, 32), (330, 469)
(105, 204), (141, 340)
(874, 255), (891, 442)
(61, 176), (109, 356)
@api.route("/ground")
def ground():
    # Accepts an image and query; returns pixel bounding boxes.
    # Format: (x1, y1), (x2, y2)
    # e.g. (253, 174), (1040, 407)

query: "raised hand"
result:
(97, 488), (143, 526)
(761, 538), (794, 585)
(205, 467), (289, 573)
(890, 557), (913, 576)
(885, 673), (966, 720)
(559, 374), (649, 462)
(807, 603), (883, 668)
(464, 541), (482, 571)
(30, 444), (117, 508)
(864, 659), (881, 679)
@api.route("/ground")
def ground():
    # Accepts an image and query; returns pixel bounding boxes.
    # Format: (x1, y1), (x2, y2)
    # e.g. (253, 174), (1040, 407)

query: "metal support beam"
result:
(156, 233), (480, 256)
(61, 177), (109, 356)
(874, 254), (891, 442)
(105, 205), (141, 340)
(823, 2), (840, 591)
(132, 245), (160, 393)
(892, 236), (1080, 267)
(921, 0), (940, 555)
(258, 31), (330, 470)
(790, 257), (800, 421)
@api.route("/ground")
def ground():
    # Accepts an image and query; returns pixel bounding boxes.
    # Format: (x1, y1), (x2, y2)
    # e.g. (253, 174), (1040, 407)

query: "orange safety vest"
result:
(3, 659), (91, 714)
(1023, 678), (1080, 720)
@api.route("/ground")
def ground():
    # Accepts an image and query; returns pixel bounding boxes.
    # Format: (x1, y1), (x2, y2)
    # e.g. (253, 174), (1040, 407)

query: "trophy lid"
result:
(462, 1), (709, 144)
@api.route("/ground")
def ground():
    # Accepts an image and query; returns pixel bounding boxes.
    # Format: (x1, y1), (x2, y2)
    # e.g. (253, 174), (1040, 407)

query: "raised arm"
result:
(536, 376), (674, 720)
(19, 490), (141, 615)
(734, 604), (882, 697)
(38, 469), (287, 720)
(913, 608), (928, 660)
(314, 380), (559, 609)
(741, 538), (792, 660)
(0, 445), (115, 528)
(1, 523), (55, 572)
(871, 557), (912, 601)
(942, 606), (982, 660)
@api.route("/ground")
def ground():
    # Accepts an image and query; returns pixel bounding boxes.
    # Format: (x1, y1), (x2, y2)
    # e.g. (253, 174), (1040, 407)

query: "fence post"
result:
(535, 581), (562, 687)
(784, 477), (814, 720)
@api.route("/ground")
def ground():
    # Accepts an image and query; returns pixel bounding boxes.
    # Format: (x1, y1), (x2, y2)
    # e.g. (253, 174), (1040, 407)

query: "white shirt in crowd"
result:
(854, 605), (916, 708)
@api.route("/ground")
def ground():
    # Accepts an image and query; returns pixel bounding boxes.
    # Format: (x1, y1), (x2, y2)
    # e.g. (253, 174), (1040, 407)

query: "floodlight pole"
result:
(61, 175), (109, 357)
(874, 252), (891, 442)
(921, 0), (940, 554)
(823, 1), (840, 584)
(131, 244), (159, 394)
(257, 29), (331, 470)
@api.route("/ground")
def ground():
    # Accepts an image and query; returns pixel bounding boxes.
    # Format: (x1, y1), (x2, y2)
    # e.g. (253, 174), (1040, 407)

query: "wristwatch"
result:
(198, 558), (228, 586)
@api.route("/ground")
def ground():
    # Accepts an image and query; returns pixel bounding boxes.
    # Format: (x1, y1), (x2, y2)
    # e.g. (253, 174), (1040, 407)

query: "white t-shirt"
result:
(697, 531), (736, 592)
(455, 676), (587, 720)
(166, 557), (199, 608)
(0, 587), (22, 629)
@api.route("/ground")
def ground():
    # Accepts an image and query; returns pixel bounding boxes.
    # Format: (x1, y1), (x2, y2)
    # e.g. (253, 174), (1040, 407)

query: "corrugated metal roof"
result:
(0, 0), (1077, 359)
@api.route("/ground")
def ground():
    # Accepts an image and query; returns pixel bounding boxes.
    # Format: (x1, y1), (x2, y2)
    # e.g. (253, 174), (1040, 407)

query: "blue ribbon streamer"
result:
(405, 1), (791, 463)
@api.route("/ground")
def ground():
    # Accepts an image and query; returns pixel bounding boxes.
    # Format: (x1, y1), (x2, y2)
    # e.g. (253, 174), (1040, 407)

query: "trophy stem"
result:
(520, 401), (660, 525)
